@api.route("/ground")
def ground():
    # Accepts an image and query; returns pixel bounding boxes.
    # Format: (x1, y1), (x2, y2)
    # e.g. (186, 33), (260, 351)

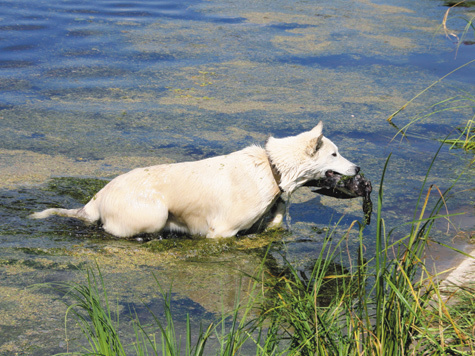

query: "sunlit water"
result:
(0, 0), (474, 353)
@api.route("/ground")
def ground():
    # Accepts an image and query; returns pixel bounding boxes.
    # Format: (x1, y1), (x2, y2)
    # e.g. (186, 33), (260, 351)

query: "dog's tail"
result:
(29, 207), (96, 223)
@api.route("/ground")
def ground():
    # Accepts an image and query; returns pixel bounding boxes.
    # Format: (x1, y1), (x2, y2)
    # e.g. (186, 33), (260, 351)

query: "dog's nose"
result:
(355, 166), (360, 174)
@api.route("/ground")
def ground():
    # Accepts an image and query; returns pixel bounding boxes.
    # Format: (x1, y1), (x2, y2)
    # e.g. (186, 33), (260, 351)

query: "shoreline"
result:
(439, 247), (475, 298)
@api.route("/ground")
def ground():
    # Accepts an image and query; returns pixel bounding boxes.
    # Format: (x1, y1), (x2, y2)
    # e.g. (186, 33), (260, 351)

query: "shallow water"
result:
(0, 0), (474, 353)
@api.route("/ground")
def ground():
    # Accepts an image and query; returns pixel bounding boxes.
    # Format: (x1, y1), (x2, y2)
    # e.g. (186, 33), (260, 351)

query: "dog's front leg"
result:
(266, 197), (286, 229)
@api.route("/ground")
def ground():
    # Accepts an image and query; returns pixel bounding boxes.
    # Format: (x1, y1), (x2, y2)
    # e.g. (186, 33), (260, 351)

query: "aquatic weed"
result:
(44, 177), (109, 205)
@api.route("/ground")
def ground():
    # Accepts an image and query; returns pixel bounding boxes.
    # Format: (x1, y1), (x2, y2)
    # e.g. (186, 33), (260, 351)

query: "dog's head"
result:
(266, 121), (359, 192)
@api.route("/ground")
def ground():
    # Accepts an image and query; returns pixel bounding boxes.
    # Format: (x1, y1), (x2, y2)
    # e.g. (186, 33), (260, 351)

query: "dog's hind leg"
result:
(100, 202), (170, 238)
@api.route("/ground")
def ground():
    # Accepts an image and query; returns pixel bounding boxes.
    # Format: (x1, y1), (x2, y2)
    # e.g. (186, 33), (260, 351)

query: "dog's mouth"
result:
(325, 170), (341, 178)
(324, 170), (349, 180)
(304, 170), (343, 189)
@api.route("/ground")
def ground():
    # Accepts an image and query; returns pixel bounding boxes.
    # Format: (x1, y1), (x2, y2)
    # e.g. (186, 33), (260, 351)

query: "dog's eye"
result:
(332, 153), (337, 157)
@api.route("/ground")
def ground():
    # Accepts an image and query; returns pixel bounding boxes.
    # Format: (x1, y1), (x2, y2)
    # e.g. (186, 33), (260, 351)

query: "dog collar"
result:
(266, 154), (284, 193)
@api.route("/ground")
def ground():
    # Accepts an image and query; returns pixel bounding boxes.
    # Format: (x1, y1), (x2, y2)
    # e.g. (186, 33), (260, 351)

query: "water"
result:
(0, 0), (474, 354)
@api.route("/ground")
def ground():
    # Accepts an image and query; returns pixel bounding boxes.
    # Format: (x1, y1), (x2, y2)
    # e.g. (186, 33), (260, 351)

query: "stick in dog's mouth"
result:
(305, 170), (373, 225)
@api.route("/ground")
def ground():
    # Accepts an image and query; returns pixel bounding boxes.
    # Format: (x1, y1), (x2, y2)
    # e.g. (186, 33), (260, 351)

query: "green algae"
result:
(44, 177), (109, 205)
(144, 236), (235, 255)
(0, 256), (86, 271)
(143, 227), (289, 258)
(0, 237), (271, 354)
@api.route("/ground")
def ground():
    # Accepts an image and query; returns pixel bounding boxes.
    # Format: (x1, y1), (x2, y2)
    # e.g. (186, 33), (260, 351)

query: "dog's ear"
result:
(310, 121), (323, 136)
(306, 121), (324, 156)
(306, 134), (324, 156)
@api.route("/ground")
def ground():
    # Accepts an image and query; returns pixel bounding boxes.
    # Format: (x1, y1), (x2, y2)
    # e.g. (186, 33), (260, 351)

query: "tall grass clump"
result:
(255, 149), (474, 355)
(36, 265), (213, 356)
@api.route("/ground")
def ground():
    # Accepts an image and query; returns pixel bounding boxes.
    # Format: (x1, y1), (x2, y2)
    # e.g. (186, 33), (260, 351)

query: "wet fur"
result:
(30, 122), (359, 238)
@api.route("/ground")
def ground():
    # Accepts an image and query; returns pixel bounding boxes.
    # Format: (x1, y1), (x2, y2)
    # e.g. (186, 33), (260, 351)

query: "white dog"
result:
(30, 122), (359, 238)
